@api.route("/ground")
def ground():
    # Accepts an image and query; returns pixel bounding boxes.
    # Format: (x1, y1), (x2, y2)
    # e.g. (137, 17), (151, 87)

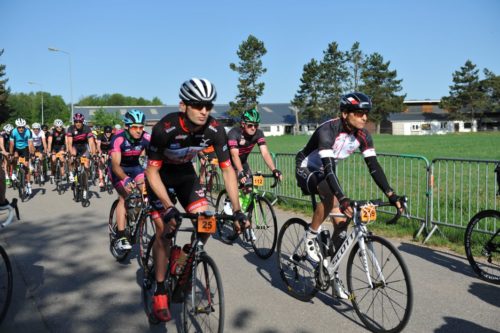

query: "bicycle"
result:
(277, 195), (413, 333)
(32, 152), (45, 187)
(199, 155), (221, 206)
(142, 210), (229, 331)
(88, 154), (99, 187)
(71, 156), (90, 207)
(464, 164), (500, 284)
(98, 154), (113, 194)
(12, 156), (29, 202)
(215, 172), (279, 259)
(108, 186), (156, 263)
(52, 151), (68, 195)
(0, 199), (20, 325)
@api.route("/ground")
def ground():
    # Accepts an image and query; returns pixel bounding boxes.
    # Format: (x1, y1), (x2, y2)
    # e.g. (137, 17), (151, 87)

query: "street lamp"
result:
(48, 47), (74, 122)
(28, 81), (44, 125)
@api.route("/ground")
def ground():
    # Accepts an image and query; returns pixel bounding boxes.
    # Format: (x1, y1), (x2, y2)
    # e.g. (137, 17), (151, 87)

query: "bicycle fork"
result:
(357, 236), (386, 289)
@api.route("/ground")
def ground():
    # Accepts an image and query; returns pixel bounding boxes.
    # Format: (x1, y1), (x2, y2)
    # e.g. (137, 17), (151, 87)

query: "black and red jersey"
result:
(49, 128), (66, 147)
(147, 112), (231, 169)
(66, 124), (94, 145)
(227, 127), (266, 165)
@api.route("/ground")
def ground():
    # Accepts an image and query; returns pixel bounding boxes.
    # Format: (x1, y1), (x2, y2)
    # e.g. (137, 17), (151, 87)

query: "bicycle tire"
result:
(206, 172), (220, 207)
(276, 218), (318, 302)
(80, 169), (89, 206)
(0, 246), (13, 324)
(139, 215), (156, 268)
(346, 235), (413, 333)
(55, 161), (62, 195)
(464, 210), (500, 284)
(141, 235), (160, 324)
(18, 168), (26, 202)
(108, 199), (129, 261)
(248, 195), (277, 259)
(214, 190), (238, 244)
(182, 253), (225, 333)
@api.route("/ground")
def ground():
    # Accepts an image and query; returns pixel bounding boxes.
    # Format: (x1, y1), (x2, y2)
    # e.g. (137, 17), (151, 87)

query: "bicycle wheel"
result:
(108, 199), (129, 261)
(248, 195), (277, 259)
(18, 168), (26, 201)
(206, 171), (220, 207)
(139, 215), (156, 268)
(346, 235), (413, 333)
(276, 218), (318, 302)
(215, 190), (238, 244)
(141, 235), (160, 324)
(80, 170), (90, 207)
(55, 161), (63, 195)
(0, 246), (13, 324)
(182, 253), (224, 333)
(465, 210), (500, 284)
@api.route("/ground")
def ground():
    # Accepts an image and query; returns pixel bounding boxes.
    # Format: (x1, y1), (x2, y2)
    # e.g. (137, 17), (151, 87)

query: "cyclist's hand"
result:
(161, 206), (180, 238)
(233, 210), (248, 234)
(122, 177), (135, 192)
(388, 193), (405, 213)
(237, 171), (247, 185)
(339, 197), (353, 218)
(272, 168), (283, 181)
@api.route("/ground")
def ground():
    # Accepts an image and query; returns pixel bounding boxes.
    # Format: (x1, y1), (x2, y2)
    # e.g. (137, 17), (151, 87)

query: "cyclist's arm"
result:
(66, 136), (73, 154)
(145, 161), (176, 209)
(259, 144), (278, 172)
(9, 138), (14, 155)
(220, 164), (242, 212)
(364, 156), (393, 196)
(41, 133), (48, 153)
(230, 148), (244, 174)
(320, 151), (347, 201)
(28, 139), (34, 155)
(47, 135), (53, 153)
(96, 139), (102, 155)
(0, 138), (6, 155)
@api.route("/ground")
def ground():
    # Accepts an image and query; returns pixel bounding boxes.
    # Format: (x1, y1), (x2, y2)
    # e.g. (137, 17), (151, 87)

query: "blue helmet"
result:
(124, 109), (145, 125)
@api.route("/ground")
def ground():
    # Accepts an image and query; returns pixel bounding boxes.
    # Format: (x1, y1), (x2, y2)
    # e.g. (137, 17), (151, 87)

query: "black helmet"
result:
(41, 124), (48, 131)
(104, 125), (113, 133)
(339, 92), (372, 113)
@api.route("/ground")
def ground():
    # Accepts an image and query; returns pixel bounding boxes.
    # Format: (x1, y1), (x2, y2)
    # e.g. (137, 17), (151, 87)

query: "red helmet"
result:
(73, 113), (85, 122)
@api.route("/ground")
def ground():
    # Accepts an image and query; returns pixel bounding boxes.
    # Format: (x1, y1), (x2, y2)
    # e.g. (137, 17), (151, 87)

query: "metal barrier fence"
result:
(201, 152), (499, 243)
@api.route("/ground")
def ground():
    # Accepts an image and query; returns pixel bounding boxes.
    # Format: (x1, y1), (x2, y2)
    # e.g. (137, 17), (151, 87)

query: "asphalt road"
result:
(0, 183), (499, 333)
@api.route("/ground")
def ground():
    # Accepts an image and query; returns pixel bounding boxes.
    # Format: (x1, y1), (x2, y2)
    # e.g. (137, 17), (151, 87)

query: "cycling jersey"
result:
(9, 128), (32, 150)
(97, 133), (113, 153)
(66, 124), (94, 146)
(1, 131), (9, 151)
(227, 127), (266, 166)
(31, 130), (45, 149)
(109, 130), (150, 167)
(49, 129), (66, 151)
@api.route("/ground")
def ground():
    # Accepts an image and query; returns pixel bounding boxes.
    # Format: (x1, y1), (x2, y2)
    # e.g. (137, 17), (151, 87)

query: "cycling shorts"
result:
(110, 165), (145, 190)
(15, 147), (30, 159)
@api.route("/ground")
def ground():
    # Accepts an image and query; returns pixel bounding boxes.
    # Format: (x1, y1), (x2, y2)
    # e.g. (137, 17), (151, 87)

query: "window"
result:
(441, 122), (448, 129)
(411, 124), (420, 131)
(464, 122), (472, 129)
(260, 126), (271, 132)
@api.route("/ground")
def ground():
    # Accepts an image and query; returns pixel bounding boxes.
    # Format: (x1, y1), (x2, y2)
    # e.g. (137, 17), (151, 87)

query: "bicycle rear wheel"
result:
(276, 218), (318, 302)
(18, 168), (26, 201)
(182, 253), (224, 333)
(108, 199), (129, 261)
(139, 215), (156, 268)
(206, 171), (220, 207)
(248, 196), (277, 259)
(0, 246), (13, 324)
(215, 190), (238, 244)
(465, 210), (500, 284)
(346, 235), (413, 333)
(141, 236), (161, 324)
(80, 170), (90, 207)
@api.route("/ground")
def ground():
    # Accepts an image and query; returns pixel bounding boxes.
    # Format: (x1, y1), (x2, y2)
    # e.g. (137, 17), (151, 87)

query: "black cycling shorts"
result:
(296, 167), (325, 195)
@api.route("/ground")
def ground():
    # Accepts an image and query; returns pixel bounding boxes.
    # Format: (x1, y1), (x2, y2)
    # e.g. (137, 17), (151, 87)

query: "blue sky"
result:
(2, 0), (499, 105)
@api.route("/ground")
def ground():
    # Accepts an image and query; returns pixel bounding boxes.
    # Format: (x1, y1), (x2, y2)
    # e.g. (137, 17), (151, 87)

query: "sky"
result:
(2, 0), (499, 106)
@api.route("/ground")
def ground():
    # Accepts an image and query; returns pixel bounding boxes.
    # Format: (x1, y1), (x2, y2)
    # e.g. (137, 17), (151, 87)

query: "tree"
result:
(440, 60), (485, 124)
(7, 92), (69, 125)
(479, 69), (500, 113)
(291, 59), (323, 123)
(91, 108), (122, 127)
(347, 42), (364, 92)
(0, 49), (11, 123)
(319, 41), (349, 118)
(359, 52), (406, 133)
(77, 94), (163, 106)
(229, 35), (267, 118)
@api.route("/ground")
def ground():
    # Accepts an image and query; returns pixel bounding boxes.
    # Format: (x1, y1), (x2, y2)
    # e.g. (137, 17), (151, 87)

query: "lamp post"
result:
(48, 47), (74, 122)
(28, 81), (44, 125)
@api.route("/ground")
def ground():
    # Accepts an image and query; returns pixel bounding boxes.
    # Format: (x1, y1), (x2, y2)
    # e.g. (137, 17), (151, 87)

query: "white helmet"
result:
(3, 124), (13, 133)
(15, 118), (27, 127)
(114, 124), (122, 130)
(54, 119), (64, 127)
(179, 78), (217, 103)
(32, 122), (41, 129)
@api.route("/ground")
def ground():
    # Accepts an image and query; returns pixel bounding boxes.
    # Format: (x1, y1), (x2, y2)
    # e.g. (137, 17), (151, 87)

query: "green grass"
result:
(266, 132), (500, 160)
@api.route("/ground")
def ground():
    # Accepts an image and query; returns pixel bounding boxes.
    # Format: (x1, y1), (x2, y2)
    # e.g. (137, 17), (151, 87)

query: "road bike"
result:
(12, 156), (29, 202)
(108, 186), (156, 263)
(0, 199), (20, 325)
(215, 172), (279, 259)
(199, 155), (221, 206)
(142, 210), (229, 332)
(52, 151), (69, 195)
(32, 152), (45, 187)
(71, 156), (90, 207)
(277, 195), (413, 333)
(99, 154), (113, 194)
(464, 164), (500, 284)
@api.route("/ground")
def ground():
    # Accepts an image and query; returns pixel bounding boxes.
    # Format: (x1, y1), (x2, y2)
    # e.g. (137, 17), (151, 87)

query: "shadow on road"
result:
(435, 316), (499, 333)
(467, 282), (500, 308)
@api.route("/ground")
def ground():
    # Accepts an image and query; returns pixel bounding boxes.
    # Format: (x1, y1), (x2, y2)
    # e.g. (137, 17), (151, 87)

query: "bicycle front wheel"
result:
(215, 190), (237, 244)
(465, 210), (500, 284)
(182, 253), (224, 333)
(276, 218), (318, 302)
(346, 235), (413, 333)
(206, 171), (220, 207)
(248, 195), (277, 259)
(139, 215), (156, 268)
(0, 246), (13, 324)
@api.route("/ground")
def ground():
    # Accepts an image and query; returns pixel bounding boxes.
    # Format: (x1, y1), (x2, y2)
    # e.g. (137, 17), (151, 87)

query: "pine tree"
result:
(319, 42), (349, 118)
(229, 35), (267, 118)
(291, 59), (323, 123)
(347, 42), (364, 92)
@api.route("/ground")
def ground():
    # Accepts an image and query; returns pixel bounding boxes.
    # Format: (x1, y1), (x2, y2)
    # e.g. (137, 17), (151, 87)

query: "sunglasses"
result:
(74, 120), (83, 124)
(245, 123), (259, 129)
(352, 111), (369, 118)
(130, 125), (144, 130)
(187, 101), (214, 110)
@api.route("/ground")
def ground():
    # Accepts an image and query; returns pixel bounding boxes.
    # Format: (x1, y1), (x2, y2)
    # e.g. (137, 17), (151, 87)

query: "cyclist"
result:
(145, 78), (247, 322)
(9, 118), (34, 195)
(295, 92), (403, 299)
(41, 124), (50, 178)
(109, 110), (150, 251)
(96, 125), (113, 189)
(48, 119), (67, 182)
(1, 124), (13, 185)
(66, 113), (96, 197)
(31, 123), (48, 182)
(197, 145), (216, 185)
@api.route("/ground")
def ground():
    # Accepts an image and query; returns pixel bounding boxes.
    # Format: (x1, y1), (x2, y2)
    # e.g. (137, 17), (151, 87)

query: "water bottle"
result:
(223, 197), (233, 215)
(239, 192), (251, 212)
(175, 243), (191, 275)
(169, 245), (181, 275)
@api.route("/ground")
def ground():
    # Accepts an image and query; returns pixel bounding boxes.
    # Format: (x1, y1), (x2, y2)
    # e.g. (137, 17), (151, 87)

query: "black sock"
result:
(154, 281), (166, 295)
(116, 230), (126, 239)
